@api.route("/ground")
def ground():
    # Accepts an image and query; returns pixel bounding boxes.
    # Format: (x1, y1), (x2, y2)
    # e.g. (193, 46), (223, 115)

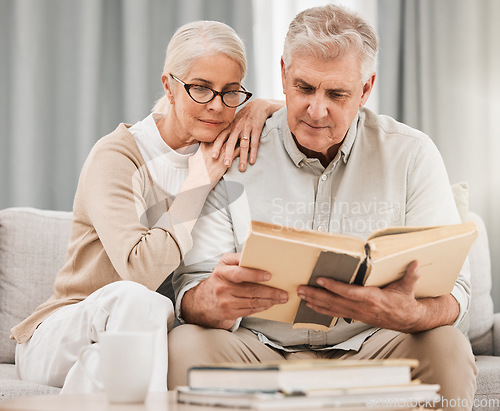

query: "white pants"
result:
(15, 281), (174, 394)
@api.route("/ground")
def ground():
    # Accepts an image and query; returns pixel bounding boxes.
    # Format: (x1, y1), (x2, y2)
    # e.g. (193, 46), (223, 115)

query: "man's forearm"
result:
(406, 294), (460, 333)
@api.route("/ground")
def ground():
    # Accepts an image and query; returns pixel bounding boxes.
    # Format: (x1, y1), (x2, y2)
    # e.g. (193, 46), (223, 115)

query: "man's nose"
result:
(307, 94), (328, 120)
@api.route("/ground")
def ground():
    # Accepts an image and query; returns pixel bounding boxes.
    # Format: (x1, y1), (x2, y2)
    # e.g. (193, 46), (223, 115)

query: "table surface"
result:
(0, 391), (430, 411)
(0, 392), (189, 411)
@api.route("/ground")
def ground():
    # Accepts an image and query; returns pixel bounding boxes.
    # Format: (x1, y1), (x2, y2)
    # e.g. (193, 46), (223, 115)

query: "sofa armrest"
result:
(493, 312), (500, 356)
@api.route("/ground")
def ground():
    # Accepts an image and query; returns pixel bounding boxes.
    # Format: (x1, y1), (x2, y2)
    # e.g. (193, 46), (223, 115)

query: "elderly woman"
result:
(11, 20), (281, 394)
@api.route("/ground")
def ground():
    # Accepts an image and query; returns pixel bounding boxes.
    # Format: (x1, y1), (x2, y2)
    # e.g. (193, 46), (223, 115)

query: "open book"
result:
(239, 220), (478, 331)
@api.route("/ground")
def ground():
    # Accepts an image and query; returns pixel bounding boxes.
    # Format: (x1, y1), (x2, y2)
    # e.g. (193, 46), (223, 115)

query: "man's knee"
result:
(168, 324), (234, 362)
(404, 326), (477, 410)
(409, 326), (474, 368)
(167, 325), (241, 389)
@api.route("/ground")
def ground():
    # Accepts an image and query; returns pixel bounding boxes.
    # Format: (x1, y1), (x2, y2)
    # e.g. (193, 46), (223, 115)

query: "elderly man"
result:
(168, 5), (477, 410)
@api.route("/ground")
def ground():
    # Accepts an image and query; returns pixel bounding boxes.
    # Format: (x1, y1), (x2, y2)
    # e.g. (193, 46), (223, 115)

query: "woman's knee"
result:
(100, 281), (171, 310)
(95, 281), (174, 331)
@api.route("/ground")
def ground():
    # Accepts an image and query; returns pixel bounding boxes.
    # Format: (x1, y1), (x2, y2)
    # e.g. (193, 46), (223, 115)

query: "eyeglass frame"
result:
(169, 74), (252, 108)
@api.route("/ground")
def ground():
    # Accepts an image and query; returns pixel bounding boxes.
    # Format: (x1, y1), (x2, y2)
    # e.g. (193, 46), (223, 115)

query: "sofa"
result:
(1, 184), (500, 408)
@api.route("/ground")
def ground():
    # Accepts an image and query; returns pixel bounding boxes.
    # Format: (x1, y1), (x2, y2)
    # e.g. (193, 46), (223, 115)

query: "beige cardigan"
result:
(11, 124), (192, 343)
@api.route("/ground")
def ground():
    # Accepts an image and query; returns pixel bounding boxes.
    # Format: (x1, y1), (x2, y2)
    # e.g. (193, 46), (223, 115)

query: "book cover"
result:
(188, 359), (419, 393)
(239, 220), (478, 331)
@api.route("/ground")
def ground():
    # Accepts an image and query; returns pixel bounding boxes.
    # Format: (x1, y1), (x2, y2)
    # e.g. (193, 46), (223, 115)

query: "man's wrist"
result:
(181, 281), (236, 329)
(405, 295), (460, 333)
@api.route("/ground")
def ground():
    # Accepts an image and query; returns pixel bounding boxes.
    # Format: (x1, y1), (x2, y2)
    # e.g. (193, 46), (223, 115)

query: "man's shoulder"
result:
(359, 108), (429, 143)
(260, 107), (287, 143)
(224, 107), (289, 181)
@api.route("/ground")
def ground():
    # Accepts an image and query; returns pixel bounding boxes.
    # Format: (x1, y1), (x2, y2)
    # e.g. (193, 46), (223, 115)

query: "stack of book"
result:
(176, 359), (441, 409)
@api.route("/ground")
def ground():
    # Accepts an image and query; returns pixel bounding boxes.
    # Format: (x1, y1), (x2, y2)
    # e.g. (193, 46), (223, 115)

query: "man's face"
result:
(281, 52), (374, 159)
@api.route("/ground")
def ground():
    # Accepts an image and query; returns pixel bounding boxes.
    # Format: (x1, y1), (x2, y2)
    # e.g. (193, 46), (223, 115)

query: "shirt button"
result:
(321, 174), (328, 181)
(317, 225), (324, 232)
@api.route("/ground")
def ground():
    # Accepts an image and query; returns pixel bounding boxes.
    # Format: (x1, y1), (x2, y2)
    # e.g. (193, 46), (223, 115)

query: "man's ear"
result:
(280, 57), (287, 94)
(359, 73), (376, 107)
(162, 74), (174, 104)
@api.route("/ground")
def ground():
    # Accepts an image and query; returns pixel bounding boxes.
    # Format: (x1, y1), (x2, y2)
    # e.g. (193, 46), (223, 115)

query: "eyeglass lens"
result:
(189, 86), (247, 107)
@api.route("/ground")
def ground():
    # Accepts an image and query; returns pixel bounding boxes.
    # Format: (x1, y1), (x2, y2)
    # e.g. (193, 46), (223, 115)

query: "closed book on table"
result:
(177, 382), (441, 409)
(187, 359), (419, 393)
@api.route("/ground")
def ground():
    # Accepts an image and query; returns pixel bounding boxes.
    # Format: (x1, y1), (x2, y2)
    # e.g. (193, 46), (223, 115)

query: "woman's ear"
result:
(162, 74), (174, 104)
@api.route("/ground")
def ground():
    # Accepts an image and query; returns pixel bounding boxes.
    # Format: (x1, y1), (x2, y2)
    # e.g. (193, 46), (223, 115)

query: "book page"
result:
(241, 233), (325, 323)
(367, 225), (435, 240)
(250, 221), (364, 254)
(364, 224), (478, 297)
(367, 221), (477, 260)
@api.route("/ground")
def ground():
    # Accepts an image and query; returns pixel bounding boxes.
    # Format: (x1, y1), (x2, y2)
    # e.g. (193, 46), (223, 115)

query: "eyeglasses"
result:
(170, 74), (252, 108)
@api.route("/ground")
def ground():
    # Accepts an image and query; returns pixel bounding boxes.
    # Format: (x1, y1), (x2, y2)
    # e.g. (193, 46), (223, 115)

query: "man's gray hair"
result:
(283, 4), (378, 82)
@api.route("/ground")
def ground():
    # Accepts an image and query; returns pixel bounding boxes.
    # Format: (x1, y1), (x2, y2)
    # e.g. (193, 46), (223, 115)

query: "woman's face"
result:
(165, 53), (243, 149)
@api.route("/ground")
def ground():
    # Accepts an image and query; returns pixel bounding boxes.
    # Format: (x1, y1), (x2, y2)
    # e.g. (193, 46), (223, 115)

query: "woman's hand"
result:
(211, 99), (285, 172)
(170, 141), (239, 235)
(189, 140), (239, 189)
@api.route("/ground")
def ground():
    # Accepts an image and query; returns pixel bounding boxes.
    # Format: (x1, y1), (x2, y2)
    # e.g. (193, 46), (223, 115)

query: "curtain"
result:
(378, 0), (500, 309)
(252, 0), (333, 100)
(0, 0), (254, 211)
(252, 0), (379, 112)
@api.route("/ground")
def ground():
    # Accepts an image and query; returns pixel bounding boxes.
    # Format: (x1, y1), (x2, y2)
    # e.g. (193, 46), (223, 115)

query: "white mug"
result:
(78, 331), (155, 403)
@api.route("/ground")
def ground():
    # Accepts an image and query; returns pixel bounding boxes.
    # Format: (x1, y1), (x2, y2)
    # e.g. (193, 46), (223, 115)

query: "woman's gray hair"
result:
(282, 4), (378, 83)
(153, 20), (247, 113)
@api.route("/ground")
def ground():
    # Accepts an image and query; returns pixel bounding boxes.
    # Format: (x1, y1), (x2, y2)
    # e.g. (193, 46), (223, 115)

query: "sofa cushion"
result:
(451, 183), (495, 355)
(0, 208), (72, 364)
(0, 378), (60, 400)
(452, 181), (470, 223)
(0, 363), (17, 380)
(474, 356), (500, 404)
(467, 212), (494, 355)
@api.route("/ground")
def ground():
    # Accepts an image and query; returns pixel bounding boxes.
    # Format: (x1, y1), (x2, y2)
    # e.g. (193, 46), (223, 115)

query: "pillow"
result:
(466, 211), (494, 354)
(0, 208), (72, 363)
(451, 182), (495, 354)
(451, 181), (470, 222)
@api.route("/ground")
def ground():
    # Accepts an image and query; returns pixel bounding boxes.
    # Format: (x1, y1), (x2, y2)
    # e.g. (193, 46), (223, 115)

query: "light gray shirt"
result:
(173, 107), (470, 352)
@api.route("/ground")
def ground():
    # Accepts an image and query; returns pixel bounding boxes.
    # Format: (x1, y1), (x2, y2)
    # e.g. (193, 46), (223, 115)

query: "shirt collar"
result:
(281, 110), (360, 168)
(281, 110), (307, 168)
(144, 113), (198, 168)
(339, 112), (359, 164)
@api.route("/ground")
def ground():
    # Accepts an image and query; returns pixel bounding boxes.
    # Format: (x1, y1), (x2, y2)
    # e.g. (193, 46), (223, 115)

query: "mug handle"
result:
(77, 344), (104, 390)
